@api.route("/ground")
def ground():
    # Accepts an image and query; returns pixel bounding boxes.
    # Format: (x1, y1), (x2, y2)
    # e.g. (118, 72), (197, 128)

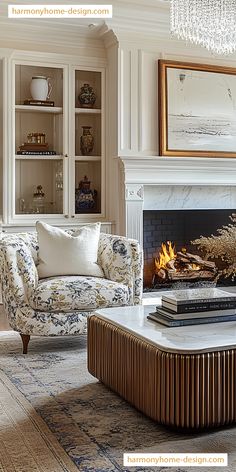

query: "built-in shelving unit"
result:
(8, 58), (105, 224)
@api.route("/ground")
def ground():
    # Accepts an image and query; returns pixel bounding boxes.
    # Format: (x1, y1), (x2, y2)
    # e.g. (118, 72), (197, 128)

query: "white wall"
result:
(104, 37), (236, 233)
(117, 40), (236, 158)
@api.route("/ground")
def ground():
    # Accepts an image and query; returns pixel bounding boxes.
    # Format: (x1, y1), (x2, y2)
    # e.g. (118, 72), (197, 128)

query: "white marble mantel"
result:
(120, 156), (236, 245)
(121, 156), (236, 185)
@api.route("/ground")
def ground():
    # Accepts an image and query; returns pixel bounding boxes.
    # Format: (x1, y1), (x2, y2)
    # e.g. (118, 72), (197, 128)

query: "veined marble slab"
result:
(144, 185), (236, 210)
(95, 303), (236, 354)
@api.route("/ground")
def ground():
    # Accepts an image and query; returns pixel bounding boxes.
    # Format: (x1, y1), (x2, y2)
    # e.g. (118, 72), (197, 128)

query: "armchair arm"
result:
(0, 239), (38, 322)
(98, 233), (143, 304)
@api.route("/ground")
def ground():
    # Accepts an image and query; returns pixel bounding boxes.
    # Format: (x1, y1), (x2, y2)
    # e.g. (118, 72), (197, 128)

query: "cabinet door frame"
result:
(69, 64), (106, 220)
(1, 56), (8, 227)
(7, 57), (70, 225)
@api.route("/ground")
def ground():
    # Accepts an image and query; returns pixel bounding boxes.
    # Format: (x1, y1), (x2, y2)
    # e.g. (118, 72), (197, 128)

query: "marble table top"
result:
(95, 295), (236, 354)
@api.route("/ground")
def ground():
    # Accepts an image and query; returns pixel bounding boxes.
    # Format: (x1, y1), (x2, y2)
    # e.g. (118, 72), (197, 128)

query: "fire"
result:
(155, 241), (176, 271)
(191, 263), (201, 271)
(153, 241), (216, 284)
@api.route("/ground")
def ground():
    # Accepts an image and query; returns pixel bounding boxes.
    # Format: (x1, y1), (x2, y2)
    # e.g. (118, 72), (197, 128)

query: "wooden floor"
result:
(0, 305), (11, 331)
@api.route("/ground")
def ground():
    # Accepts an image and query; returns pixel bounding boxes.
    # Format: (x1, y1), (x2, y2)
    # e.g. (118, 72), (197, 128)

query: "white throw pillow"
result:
(36, 221), (104, 279)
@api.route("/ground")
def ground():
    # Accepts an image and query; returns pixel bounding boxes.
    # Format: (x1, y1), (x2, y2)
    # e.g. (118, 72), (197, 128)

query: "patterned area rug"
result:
(0, 355), (78, 471)
(1, 331), (236, 472)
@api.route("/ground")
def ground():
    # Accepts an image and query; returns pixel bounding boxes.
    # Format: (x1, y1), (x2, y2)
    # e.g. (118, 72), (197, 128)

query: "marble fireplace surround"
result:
(121, 156), (236, 245)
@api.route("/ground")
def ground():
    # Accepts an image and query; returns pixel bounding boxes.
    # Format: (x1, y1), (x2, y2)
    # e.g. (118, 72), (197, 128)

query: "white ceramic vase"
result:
(30, 76), (52, 101)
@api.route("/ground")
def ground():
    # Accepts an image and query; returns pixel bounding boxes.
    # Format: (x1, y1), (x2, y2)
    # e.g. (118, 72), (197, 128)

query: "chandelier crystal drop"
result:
(170, 0), (236, 55)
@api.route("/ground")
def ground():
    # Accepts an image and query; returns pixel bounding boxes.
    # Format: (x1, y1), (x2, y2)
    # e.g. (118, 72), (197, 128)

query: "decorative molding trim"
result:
(99, 24), (118, 48)
(125, 184), (144, 201)
(125, 184), (144, 243)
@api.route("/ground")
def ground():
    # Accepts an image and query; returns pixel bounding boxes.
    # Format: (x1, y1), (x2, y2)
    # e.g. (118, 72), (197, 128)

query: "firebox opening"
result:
(143, 209), (236, 290)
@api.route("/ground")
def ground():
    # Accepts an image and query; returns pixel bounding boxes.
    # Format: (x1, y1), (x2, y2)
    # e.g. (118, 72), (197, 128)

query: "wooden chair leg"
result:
(20, 334), (30, 354)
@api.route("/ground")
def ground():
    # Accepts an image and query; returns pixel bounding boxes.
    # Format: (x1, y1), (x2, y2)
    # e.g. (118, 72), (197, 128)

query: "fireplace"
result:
(143, 209), (235, 289)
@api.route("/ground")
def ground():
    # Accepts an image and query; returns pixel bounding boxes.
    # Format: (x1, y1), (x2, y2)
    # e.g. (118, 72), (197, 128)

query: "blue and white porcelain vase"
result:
(78, 83), (96, 108)
(75, 176), (97, 213)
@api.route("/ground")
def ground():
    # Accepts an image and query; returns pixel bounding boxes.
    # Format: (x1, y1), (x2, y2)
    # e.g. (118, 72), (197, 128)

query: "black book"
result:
(156, 306), (236, 320)
(148, 312), (236, 327)
(17, 151), (57, 155)
(161, 288), (236, 313)
(161, 300), (236, 313)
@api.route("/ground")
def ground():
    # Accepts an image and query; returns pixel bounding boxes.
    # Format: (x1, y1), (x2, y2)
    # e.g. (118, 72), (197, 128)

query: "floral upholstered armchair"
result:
(0, 231), (142, 353)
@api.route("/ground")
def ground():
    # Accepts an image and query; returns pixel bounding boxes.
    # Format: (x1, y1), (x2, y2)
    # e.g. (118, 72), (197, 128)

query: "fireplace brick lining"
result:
(143, 209), (236, 289)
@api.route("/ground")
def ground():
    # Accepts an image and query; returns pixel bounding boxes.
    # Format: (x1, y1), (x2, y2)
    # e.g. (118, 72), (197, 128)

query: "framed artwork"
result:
(159, 60), (236, 157)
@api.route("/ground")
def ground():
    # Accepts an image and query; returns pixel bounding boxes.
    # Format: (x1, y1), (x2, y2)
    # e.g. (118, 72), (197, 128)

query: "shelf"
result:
(15, 154), (63, 160)
(75, 155), (101, 161)
(75, 108), (101, 115)
(15, 105), (63, 114)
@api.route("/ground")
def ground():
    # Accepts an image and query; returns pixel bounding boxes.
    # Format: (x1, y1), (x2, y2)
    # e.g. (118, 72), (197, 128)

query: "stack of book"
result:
(24, 99), (54, 107)
(148, 288), (236, 327)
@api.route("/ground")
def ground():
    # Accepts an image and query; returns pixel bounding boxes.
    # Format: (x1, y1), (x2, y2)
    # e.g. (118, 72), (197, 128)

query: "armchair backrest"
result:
(1, 232), (39, 262)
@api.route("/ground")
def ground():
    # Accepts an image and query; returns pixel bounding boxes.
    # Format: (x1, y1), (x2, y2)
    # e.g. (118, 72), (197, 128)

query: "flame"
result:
(155, 242), (201, 274)
(155, 241), (176, 272)
(191, 263), (201, 271)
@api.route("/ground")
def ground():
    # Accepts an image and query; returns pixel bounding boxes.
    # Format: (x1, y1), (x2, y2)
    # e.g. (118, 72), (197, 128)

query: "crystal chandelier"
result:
(170, 0), (236, 55)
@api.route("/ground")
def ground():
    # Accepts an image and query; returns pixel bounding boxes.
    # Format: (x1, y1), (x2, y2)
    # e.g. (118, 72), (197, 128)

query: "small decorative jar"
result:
(75, 176), (97, 213)
(78, 83), (96, 108)
(80, 126), (94, 155)
(30, 76), (52, 101)
(32, 185), (45, 213)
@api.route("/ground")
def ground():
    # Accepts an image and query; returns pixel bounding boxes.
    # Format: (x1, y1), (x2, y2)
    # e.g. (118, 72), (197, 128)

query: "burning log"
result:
(177, 251), (216, 269)
(167, 269), (216, 281)
(156, 268), (167, 280)
(154, 242), (217, 283)
(166, 259), (176, 270)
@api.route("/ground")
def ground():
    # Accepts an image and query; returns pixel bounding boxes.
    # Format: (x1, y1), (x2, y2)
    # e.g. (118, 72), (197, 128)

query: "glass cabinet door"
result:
(14, 63), (66, 217)
(72, 68), (103, 216)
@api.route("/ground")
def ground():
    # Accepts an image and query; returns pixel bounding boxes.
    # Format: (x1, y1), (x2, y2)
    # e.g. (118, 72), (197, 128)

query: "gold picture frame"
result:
(159, 60), (236, 158)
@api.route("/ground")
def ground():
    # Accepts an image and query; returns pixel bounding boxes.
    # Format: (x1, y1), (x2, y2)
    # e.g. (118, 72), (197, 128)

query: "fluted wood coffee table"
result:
(88, 304), (236, 429)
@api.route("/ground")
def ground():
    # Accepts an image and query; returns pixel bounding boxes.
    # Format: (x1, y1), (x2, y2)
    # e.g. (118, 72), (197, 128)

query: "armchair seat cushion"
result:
(29, 275), (131, 312)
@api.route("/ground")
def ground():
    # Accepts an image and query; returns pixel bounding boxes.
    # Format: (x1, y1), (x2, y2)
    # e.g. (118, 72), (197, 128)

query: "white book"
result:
(162, 288), (236, 306)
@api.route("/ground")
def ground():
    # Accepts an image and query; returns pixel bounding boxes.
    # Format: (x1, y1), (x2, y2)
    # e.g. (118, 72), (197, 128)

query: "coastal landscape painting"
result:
(159, 60), (236, 157)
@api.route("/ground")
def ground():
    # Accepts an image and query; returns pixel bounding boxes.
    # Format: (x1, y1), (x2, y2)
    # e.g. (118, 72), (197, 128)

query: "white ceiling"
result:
(0, 0), (170, 39)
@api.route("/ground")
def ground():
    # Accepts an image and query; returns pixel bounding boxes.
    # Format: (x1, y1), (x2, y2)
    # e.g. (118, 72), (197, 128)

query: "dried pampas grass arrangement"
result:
(192, 214), (236, 280)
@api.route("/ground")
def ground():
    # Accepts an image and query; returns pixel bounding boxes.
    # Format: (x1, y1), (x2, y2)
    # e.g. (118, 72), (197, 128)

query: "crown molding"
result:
(0, 19), (106, 54)
(99, 24), (119, 48)
(0, 0), (170, 49)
